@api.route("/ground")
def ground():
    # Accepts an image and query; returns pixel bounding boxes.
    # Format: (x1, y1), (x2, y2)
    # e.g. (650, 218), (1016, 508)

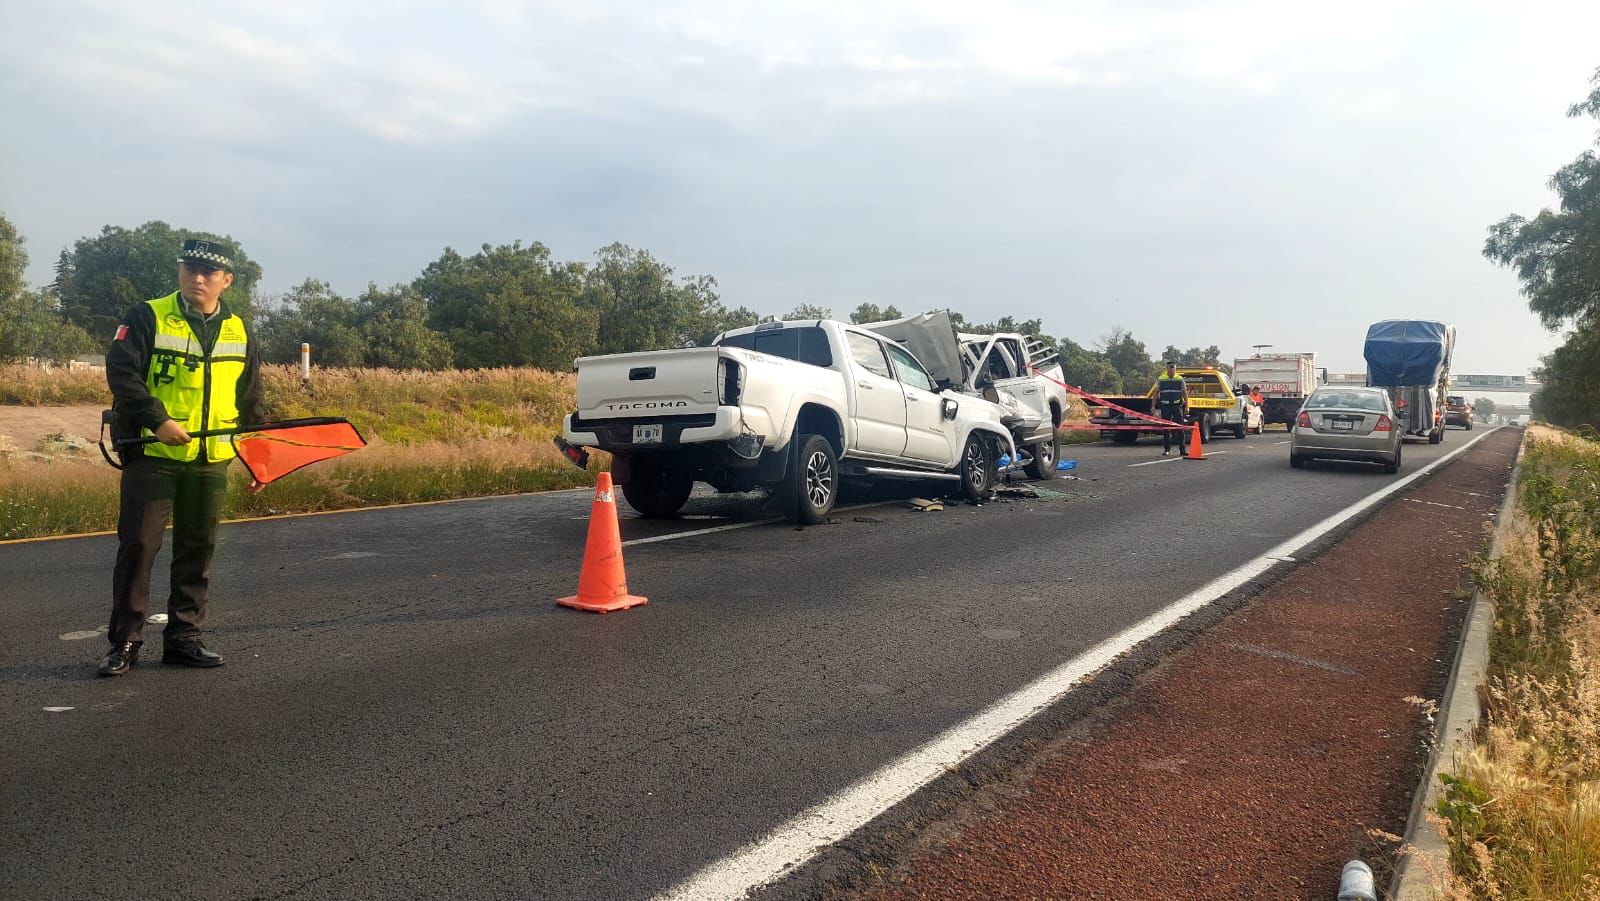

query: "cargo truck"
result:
(1363, 320), (1455, 444)
(1231, 352), (1317, 430)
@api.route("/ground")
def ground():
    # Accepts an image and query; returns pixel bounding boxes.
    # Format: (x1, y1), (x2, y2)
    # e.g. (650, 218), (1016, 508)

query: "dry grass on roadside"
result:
(0, 363), (111, 405)
(1433, 424), (1600, 898)
(259, 365), (577, 445)
(1, 363), (594, 540)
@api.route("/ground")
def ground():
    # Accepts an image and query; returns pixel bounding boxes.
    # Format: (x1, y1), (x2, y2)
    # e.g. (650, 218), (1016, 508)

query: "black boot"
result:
(162, 638), (224, 668)
(98, 641), (141, 677)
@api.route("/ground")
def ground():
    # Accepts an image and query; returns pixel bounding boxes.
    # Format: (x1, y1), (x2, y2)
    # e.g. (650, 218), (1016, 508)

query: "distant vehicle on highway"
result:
(1289, 386), (1404, 473)
(563, 319), (1017, 523)
(1363, 319), (1454, 445)
(1232, 352), (1318, 431)
(1443, 395), (1473, 430)
(1241, 395), (1265, 434)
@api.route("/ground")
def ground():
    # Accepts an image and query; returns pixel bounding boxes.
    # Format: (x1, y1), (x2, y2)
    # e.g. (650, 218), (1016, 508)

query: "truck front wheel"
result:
(958, 433), (997, 502)
(619, 460), (694, 518)
(785, 434), (837, 524)
(1024, 429), (1059, 480)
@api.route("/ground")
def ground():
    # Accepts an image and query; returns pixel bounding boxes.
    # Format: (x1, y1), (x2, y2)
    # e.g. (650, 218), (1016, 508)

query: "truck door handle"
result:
(857, 381), (873, 389)
(905, 394), (920, 402)
(1021, 388), (1037, 395)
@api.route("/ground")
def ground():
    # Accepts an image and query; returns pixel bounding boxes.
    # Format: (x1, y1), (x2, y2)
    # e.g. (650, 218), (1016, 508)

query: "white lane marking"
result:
(148, 614), (168, 624)
(1127, 451), (1231, 468)
(1276, 440), (1291, 445)
(1405, 498), (1469, 511)
(622, 503), (887, 547)
(58, 629), (103, 641)
(1132, 454), (1184, 470)
(42, 707), (74, 713)
(656, 427), (1503, 901)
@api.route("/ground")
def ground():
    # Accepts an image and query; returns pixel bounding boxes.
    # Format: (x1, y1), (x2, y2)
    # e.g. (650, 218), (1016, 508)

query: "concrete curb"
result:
(1390, 429), (1526, 899)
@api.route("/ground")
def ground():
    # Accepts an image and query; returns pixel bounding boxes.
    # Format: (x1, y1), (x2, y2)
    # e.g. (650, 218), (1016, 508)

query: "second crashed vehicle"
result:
(562, 319), (1018, 523)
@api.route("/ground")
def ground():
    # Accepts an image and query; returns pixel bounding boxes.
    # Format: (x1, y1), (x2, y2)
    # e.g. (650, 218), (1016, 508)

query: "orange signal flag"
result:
(233, 420), (367, 485)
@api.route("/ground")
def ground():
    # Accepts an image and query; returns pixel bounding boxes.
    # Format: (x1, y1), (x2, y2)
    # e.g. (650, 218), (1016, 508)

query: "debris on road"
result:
(853, 516), (885, 524)
(906, 498), (944, 512)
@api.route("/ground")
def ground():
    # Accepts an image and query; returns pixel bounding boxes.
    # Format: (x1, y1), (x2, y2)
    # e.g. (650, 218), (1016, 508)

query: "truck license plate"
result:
(633, 424), (663, 444)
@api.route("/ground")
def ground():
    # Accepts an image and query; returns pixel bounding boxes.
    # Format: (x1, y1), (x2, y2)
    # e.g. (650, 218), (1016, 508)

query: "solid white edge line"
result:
(655, 427), (1503, 901)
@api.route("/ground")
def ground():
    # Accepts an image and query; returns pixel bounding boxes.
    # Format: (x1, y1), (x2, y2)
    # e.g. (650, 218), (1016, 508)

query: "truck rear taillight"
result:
(718, 358), (744, 405)
(1374, 415), (1393, 432)
(1296, 411), (1311, 428)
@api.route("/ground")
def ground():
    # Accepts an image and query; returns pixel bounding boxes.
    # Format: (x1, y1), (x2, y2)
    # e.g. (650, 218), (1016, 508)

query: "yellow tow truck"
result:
(1090, 366), (1254, 445)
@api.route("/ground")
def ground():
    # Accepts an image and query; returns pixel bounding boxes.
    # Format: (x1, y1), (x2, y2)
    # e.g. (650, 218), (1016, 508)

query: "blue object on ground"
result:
(1058, 459), (1078, 470)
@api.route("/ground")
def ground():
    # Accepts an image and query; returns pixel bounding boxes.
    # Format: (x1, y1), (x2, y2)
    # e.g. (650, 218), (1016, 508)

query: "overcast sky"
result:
(2, 0), (1597, 374)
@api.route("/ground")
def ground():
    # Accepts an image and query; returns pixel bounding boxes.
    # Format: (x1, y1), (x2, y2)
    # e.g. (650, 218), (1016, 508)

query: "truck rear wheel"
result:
(784, 434), (837, 524)
(1429, 428), (1443, 445)
(1233, 420), (1247, 439)
(619, 459), (694, 518)
(1024, 429), (1059, 480)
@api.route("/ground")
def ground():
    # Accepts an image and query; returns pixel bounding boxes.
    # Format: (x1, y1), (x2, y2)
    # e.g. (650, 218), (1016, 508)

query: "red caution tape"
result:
(1030, 366), (1187, 432)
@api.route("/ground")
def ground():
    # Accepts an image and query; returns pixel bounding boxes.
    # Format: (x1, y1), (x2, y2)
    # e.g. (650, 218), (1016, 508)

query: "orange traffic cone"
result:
(558, 472), (648, 613)
(1183, 422), (1205, 460)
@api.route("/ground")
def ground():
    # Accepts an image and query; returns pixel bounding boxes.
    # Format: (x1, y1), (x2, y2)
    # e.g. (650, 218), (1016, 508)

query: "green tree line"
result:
(1486, 67), (1600, 427)
(0, 214), (1216, 393)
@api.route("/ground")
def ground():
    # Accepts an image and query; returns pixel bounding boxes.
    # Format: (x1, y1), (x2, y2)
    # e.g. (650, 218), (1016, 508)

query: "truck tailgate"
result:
(575, 347), (723, 419)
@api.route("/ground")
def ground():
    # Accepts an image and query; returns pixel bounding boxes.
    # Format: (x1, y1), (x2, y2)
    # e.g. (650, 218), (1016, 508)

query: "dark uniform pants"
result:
(1160, 405), (1188, 452)
(109, 457), (232, 645)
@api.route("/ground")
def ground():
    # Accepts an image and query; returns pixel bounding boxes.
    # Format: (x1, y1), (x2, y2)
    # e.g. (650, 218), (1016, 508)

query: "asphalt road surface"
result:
(0, 428), (1498, 899)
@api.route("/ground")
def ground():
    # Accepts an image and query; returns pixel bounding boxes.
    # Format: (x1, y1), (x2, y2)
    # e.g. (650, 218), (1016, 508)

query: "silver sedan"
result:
(1289, 386), (1404, 473)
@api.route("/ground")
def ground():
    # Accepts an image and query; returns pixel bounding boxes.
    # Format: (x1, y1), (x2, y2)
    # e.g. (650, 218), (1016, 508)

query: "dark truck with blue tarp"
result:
(1362, 319), (1455, 444)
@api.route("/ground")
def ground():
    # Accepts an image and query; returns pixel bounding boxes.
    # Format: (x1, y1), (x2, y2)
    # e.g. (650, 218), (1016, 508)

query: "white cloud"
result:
(4, 0), (1599, 375)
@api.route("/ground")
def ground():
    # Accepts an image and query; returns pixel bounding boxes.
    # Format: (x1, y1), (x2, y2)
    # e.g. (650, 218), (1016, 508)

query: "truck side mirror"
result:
(941, 398), (959, 421)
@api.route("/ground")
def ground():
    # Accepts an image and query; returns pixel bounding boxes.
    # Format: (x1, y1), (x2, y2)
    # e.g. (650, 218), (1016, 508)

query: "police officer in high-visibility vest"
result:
(99, 239), (265, 677)
(1156, 361), (1189, 456)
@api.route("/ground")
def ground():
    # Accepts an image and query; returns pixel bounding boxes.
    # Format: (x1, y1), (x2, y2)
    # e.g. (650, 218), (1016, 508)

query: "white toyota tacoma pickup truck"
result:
(562, 319), (1017, 523)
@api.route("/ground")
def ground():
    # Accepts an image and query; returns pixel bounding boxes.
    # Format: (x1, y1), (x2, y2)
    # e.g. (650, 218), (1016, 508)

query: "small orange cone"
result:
(558, 472), (648, 613)
(1183, 422), (1205, 460)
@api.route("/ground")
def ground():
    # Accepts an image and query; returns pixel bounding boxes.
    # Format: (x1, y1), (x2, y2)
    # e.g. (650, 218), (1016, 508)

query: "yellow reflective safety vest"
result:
(142, 291), (250, 463)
